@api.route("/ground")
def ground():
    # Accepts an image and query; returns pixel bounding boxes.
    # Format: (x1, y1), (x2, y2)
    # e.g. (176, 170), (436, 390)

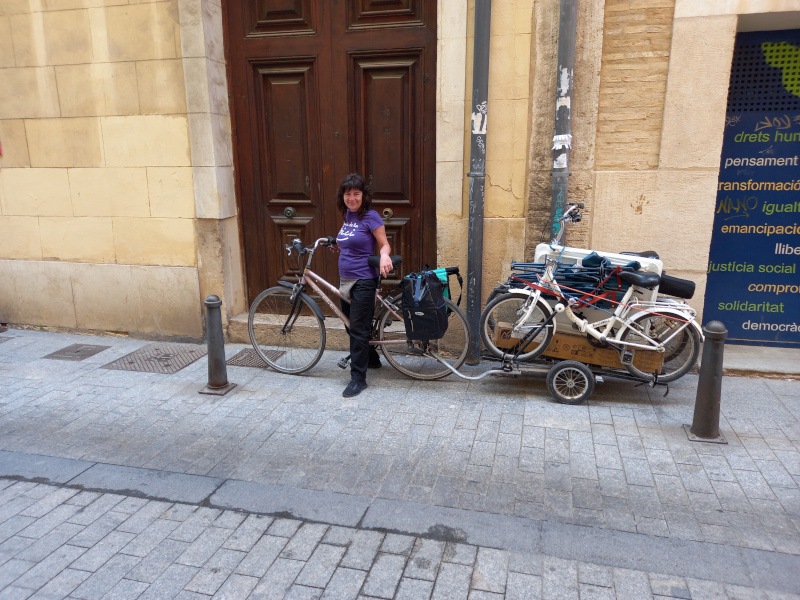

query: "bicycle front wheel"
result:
(248, 286), (326, 374)
(619, 310), (700, 382)
(377, 298), (470, 380)
(480, 293), (554, 361)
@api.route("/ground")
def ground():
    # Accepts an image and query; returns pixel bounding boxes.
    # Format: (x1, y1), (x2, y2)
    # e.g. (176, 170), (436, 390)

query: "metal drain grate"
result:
(102, 343), (207, 374)
(44, 344), (111, 361)
(226, 348), (284, 368)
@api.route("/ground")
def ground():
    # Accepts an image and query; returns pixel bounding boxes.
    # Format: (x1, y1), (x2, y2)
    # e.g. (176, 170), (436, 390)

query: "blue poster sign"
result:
(703, 30), (800, 346)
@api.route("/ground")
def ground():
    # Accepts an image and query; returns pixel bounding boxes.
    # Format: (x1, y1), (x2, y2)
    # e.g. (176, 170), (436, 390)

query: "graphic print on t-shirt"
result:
(337, 220), (360, 243)
(337, 210), (384, 279)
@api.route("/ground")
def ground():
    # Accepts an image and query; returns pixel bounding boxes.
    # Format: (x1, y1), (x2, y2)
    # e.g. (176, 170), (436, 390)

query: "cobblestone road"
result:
(1, 329), (799, 598)
(2, 479), (797, 600)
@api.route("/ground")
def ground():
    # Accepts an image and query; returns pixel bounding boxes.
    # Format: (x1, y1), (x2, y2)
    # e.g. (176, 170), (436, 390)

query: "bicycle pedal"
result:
(337, 357), (350, 369)
(621, 351), (634, 365)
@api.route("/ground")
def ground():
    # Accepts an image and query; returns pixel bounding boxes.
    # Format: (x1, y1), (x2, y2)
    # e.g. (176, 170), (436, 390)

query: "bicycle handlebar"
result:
(550, 203), (583, 245)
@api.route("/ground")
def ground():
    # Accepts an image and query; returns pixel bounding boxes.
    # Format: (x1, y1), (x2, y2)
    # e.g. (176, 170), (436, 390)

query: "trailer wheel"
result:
(546, 361), (595, 404)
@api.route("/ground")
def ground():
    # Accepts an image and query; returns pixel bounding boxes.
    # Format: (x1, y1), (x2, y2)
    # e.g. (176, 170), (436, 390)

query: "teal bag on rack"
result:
(432, 268), (450, 299)
(430, 267), (463, 306)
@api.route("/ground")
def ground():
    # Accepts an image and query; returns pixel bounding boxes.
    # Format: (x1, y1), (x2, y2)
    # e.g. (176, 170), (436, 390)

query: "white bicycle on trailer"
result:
(479, 203), (704, 393)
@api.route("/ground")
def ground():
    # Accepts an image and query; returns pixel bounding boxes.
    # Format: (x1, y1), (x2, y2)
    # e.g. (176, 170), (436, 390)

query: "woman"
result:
(336, 173), (393, 398)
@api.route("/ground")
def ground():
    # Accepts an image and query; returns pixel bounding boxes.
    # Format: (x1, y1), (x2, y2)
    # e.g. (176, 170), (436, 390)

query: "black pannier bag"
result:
(401, 271), (449, 340)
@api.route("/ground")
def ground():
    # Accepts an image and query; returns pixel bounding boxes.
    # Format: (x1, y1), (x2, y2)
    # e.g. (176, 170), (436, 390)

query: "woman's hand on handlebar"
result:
(378, 254), (393, 277)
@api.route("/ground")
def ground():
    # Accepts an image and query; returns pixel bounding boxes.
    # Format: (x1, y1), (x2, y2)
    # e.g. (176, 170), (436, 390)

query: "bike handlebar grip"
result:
(445, 267), (460, 275)
(292, 239), (304, 253)
(326, 236), (337, 246)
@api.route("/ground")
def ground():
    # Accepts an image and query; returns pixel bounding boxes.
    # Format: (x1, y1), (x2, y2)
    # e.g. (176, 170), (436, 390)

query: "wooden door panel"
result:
(347, 0), (423, 28)
(253, 59), (325, 281)
(350, 53), (424, 272)
(353, 55), (418, 202)
(269, 217), (313, 280)
(381, 216), (408, 284)
(256, 64), (317, 204)
(248, 0), (316, 36)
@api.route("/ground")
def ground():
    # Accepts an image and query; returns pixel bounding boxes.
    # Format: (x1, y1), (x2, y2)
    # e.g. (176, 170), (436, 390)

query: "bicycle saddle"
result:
(620, 250), (660, 260)
(368, 255), (403, 269)
(619, 270), (661, 290)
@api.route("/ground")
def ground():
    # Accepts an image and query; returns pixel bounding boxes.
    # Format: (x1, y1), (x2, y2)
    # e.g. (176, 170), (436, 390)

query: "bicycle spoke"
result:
(379, 298), (470, 380)
(248, 287), (326, 374)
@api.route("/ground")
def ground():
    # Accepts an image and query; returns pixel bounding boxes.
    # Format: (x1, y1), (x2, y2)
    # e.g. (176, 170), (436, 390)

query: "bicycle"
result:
(479, 204), (703, 383)
(247, 236), (471, 380)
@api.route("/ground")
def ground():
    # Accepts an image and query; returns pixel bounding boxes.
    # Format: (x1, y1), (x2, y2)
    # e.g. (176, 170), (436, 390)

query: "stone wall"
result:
(590, 2), (737, 317)
(524, 0), (605, 260)
(594, 0), (674, 171)
(4, 0), (782, 337)
(523, 0), (748, 319)
(440, 0), (536, 300)
(0, 0), (242, 338)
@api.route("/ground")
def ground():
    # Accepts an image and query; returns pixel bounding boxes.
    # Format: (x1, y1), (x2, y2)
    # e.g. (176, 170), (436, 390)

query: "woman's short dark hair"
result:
(336, 173), (373, 217)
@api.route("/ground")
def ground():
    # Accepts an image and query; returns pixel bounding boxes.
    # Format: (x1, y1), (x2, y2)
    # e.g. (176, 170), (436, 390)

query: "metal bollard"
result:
(684, 320), (727, 444)
(199, 295), (237, 396)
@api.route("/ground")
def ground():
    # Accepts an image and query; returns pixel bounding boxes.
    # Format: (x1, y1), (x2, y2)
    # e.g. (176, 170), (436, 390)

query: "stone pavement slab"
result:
(361, 499), (541, 555)
(0, 451), (93, 485)
(69, 463), (223, 505)
(211, 480), (370, 528)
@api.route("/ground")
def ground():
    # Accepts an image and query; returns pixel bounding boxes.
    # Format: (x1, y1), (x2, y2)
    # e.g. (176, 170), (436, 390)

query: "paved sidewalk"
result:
(1, 328), (799, 599)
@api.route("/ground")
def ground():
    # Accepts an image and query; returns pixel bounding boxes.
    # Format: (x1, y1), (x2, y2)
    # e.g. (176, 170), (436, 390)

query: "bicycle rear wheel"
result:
(248, 286), (326, 374)
(619, 310), (700, 382)
(377, 298), (470, 380)
(480, 293), (554, 361)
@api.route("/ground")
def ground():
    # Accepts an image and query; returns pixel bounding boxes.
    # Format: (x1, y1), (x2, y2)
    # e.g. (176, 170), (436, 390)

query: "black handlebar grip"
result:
(292, 239), (304, 253)
(445, 267), (460, 275)
(326, 236), (337, 246)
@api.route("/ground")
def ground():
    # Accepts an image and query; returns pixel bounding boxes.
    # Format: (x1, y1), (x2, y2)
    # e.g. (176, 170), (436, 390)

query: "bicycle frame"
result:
(512, 257), (698, 355)
(287, 238), (405, 346)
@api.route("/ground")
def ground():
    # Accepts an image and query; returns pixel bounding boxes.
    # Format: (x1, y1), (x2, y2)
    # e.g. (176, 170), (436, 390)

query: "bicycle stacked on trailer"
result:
(475, 202), (703, 402)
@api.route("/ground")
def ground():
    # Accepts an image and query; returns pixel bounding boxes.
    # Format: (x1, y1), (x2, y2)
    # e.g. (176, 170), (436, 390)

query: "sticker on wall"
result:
(703, 29), (800, 346)
(471, 101), (487, 135)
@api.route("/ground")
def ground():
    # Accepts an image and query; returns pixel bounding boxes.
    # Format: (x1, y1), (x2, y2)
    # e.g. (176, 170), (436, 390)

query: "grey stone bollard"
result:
(199, 295), (237, 396)
(684, 320), (727, 444)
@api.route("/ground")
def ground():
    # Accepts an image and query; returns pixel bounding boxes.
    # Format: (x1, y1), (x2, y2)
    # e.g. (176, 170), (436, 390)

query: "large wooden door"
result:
(225, 0), (437, 303)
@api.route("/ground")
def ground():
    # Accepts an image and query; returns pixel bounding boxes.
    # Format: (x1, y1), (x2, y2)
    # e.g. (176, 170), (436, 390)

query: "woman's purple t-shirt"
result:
(337, 209), (383, 279)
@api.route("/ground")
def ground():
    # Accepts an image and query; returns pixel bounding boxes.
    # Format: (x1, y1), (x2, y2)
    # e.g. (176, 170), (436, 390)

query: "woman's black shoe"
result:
(343, 380), (368, 398)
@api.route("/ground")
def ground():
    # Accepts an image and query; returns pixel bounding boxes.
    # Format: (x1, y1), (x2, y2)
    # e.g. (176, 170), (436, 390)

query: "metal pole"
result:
(549, 0), (578, 246)
(466, 0), (492, 364)
(685, 321), (728, 444)
(199, 295), (237, 396)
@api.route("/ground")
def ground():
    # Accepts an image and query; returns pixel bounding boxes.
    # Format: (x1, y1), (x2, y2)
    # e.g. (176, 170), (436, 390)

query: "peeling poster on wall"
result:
(703, 29), (800, 346)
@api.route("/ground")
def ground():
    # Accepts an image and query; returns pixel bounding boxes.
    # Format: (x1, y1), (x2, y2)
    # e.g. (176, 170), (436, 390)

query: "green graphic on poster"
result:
(704, 30), (800, 346)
